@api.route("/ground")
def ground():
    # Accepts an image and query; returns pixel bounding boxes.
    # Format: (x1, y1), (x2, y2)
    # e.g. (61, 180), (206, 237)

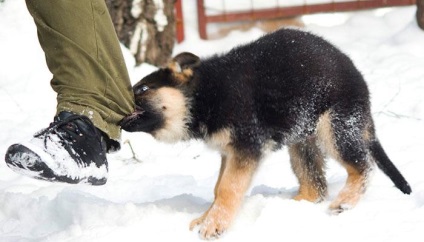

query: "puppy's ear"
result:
(173, 52), (200, 70)
(168, 52), (200, 84)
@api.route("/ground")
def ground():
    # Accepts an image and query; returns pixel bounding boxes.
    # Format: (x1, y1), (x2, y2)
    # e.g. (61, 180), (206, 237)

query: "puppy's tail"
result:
(370, 140), (412, 194)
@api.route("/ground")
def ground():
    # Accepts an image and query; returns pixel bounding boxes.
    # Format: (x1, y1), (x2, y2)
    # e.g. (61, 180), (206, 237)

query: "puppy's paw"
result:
(328, 202), (353, 215)
(189, 205), (231, 240)
(190, 216), (227, 240)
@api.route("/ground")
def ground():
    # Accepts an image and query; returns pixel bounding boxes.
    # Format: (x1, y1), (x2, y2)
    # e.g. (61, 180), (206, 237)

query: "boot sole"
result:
(5, 144), (107, 185)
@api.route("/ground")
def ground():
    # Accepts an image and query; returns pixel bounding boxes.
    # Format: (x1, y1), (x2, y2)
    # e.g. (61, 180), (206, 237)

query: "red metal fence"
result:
(175, 0), (185, 43)
(195, 0), (416, 39)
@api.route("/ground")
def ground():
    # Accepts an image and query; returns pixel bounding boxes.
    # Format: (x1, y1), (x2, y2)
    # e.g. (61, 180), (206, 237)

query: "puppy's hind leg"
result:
(323, 110), (372, 214)
(289, 137), (327, 203)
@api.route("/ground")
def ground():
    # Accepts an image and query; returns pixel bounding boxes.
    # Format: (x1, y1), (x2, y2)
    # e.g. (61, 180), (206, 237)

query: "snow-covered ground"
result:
(1, 1), (423, 241)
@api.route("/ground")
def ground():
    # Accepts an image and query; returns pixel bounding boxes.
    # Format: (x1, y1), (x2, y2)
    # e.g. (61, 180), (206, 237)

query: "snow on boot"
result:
(5, 112), (109, 185)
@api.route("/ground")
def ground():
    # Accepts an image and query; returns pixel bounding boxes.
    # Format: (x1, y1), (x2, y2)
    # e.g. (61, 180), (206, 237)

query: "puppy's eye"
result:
(134, 84), (150, 95)
(141, 85), (149, 92)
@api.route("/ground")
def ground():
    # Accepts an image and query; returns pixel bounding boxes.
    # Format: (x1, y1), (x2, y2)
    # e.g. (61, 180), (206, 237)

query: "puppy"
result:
(121, 28), (411, 239)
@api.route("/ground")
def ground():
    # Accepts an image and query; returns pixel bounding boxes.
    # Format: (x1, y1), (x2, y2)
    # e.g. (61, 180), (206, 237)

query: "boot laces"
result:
(34, 114), (101, 146)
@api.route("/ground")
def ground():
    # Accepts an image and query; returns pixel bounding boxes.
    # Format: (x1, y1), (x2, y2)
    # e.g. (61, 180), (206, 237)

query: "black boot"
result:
(5, 111), (109, 185)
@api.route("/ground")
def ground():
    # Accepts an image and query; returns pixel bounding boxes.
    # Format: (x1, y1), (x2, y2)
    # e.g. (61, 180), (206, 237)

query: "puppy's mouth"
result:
(129, 105), (145, 118)
(120, 105), (145, 130)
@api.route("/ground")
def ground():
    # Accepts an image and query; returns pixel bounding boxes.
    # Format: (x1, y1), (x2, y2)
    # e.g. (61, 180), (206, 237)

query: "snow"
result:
(131, 0), (143, 18)
(1, 0), (424, 241)
(152, 0), (168, 32)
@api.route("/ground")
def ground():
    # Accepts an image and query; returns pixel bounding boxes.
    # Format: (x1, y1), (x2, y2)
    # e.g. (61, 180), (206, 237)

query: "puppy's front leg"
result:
(190, 151), (257, 239)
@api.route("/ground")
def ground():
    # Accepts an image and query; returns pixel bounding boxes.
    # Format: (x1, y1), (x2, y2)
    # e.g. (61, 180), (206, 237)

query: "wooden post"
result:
(105, 0), (176, 66)
(418, 0), (424, 30)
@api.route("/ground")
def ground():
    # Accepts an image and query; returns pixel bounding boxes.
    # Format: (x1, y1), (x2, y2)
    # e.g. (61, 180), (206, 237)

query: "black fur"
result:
(370, 140), (411, 193)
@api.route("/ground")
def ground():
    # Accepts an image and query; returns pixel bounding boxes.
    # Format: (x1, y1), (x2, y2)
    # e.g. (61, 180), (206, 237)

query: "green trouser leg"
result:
(26, 0), (134, 141)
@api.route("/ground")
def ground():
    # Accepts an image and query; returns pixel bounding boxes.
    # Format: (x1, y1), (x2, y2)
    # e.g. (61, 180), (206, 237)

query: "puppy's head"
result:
(121, 52), (200, 143)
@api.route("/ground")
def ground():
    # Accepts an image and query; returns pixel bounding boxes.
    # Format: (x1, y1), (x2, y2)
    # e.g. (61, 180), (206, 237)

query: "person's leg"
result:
(4, 0), (134, 185)
(27, 0), (134, 141)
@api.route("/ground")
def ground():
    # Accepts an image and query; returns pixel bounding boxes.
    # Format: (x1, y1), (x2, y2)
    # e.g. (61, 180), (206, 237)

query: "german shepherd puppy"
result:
(121, 28), (411, 239)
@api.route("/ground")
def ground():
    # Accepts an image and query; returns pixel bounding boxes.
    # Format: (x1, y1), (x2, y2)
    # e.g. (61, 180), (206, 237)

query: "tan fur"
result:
(207, 128), (232, 152)
(329, 164), (368, 213)
(206, 128), (234, 198)
(190, 147), (258, 239)
(214, 156), (227, 198)
(289, 142), (326, 202)
(315, 111), (369, 212)
(150, 87), (191, 142)
(316, 111), (340, 160)
(293, 183), (322, 202)
(363, 122), (372, 142)
(168, 62), (194, 84)
(167, 62), (181, 73)
(261, 140), (278, 154)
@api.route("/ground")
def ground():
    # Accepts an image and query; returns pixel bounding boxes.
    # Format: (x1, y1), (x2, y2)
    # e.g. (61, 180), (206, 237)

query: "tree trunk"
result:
(105, 0), (176, 66)
(418, 0), (424, 30)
